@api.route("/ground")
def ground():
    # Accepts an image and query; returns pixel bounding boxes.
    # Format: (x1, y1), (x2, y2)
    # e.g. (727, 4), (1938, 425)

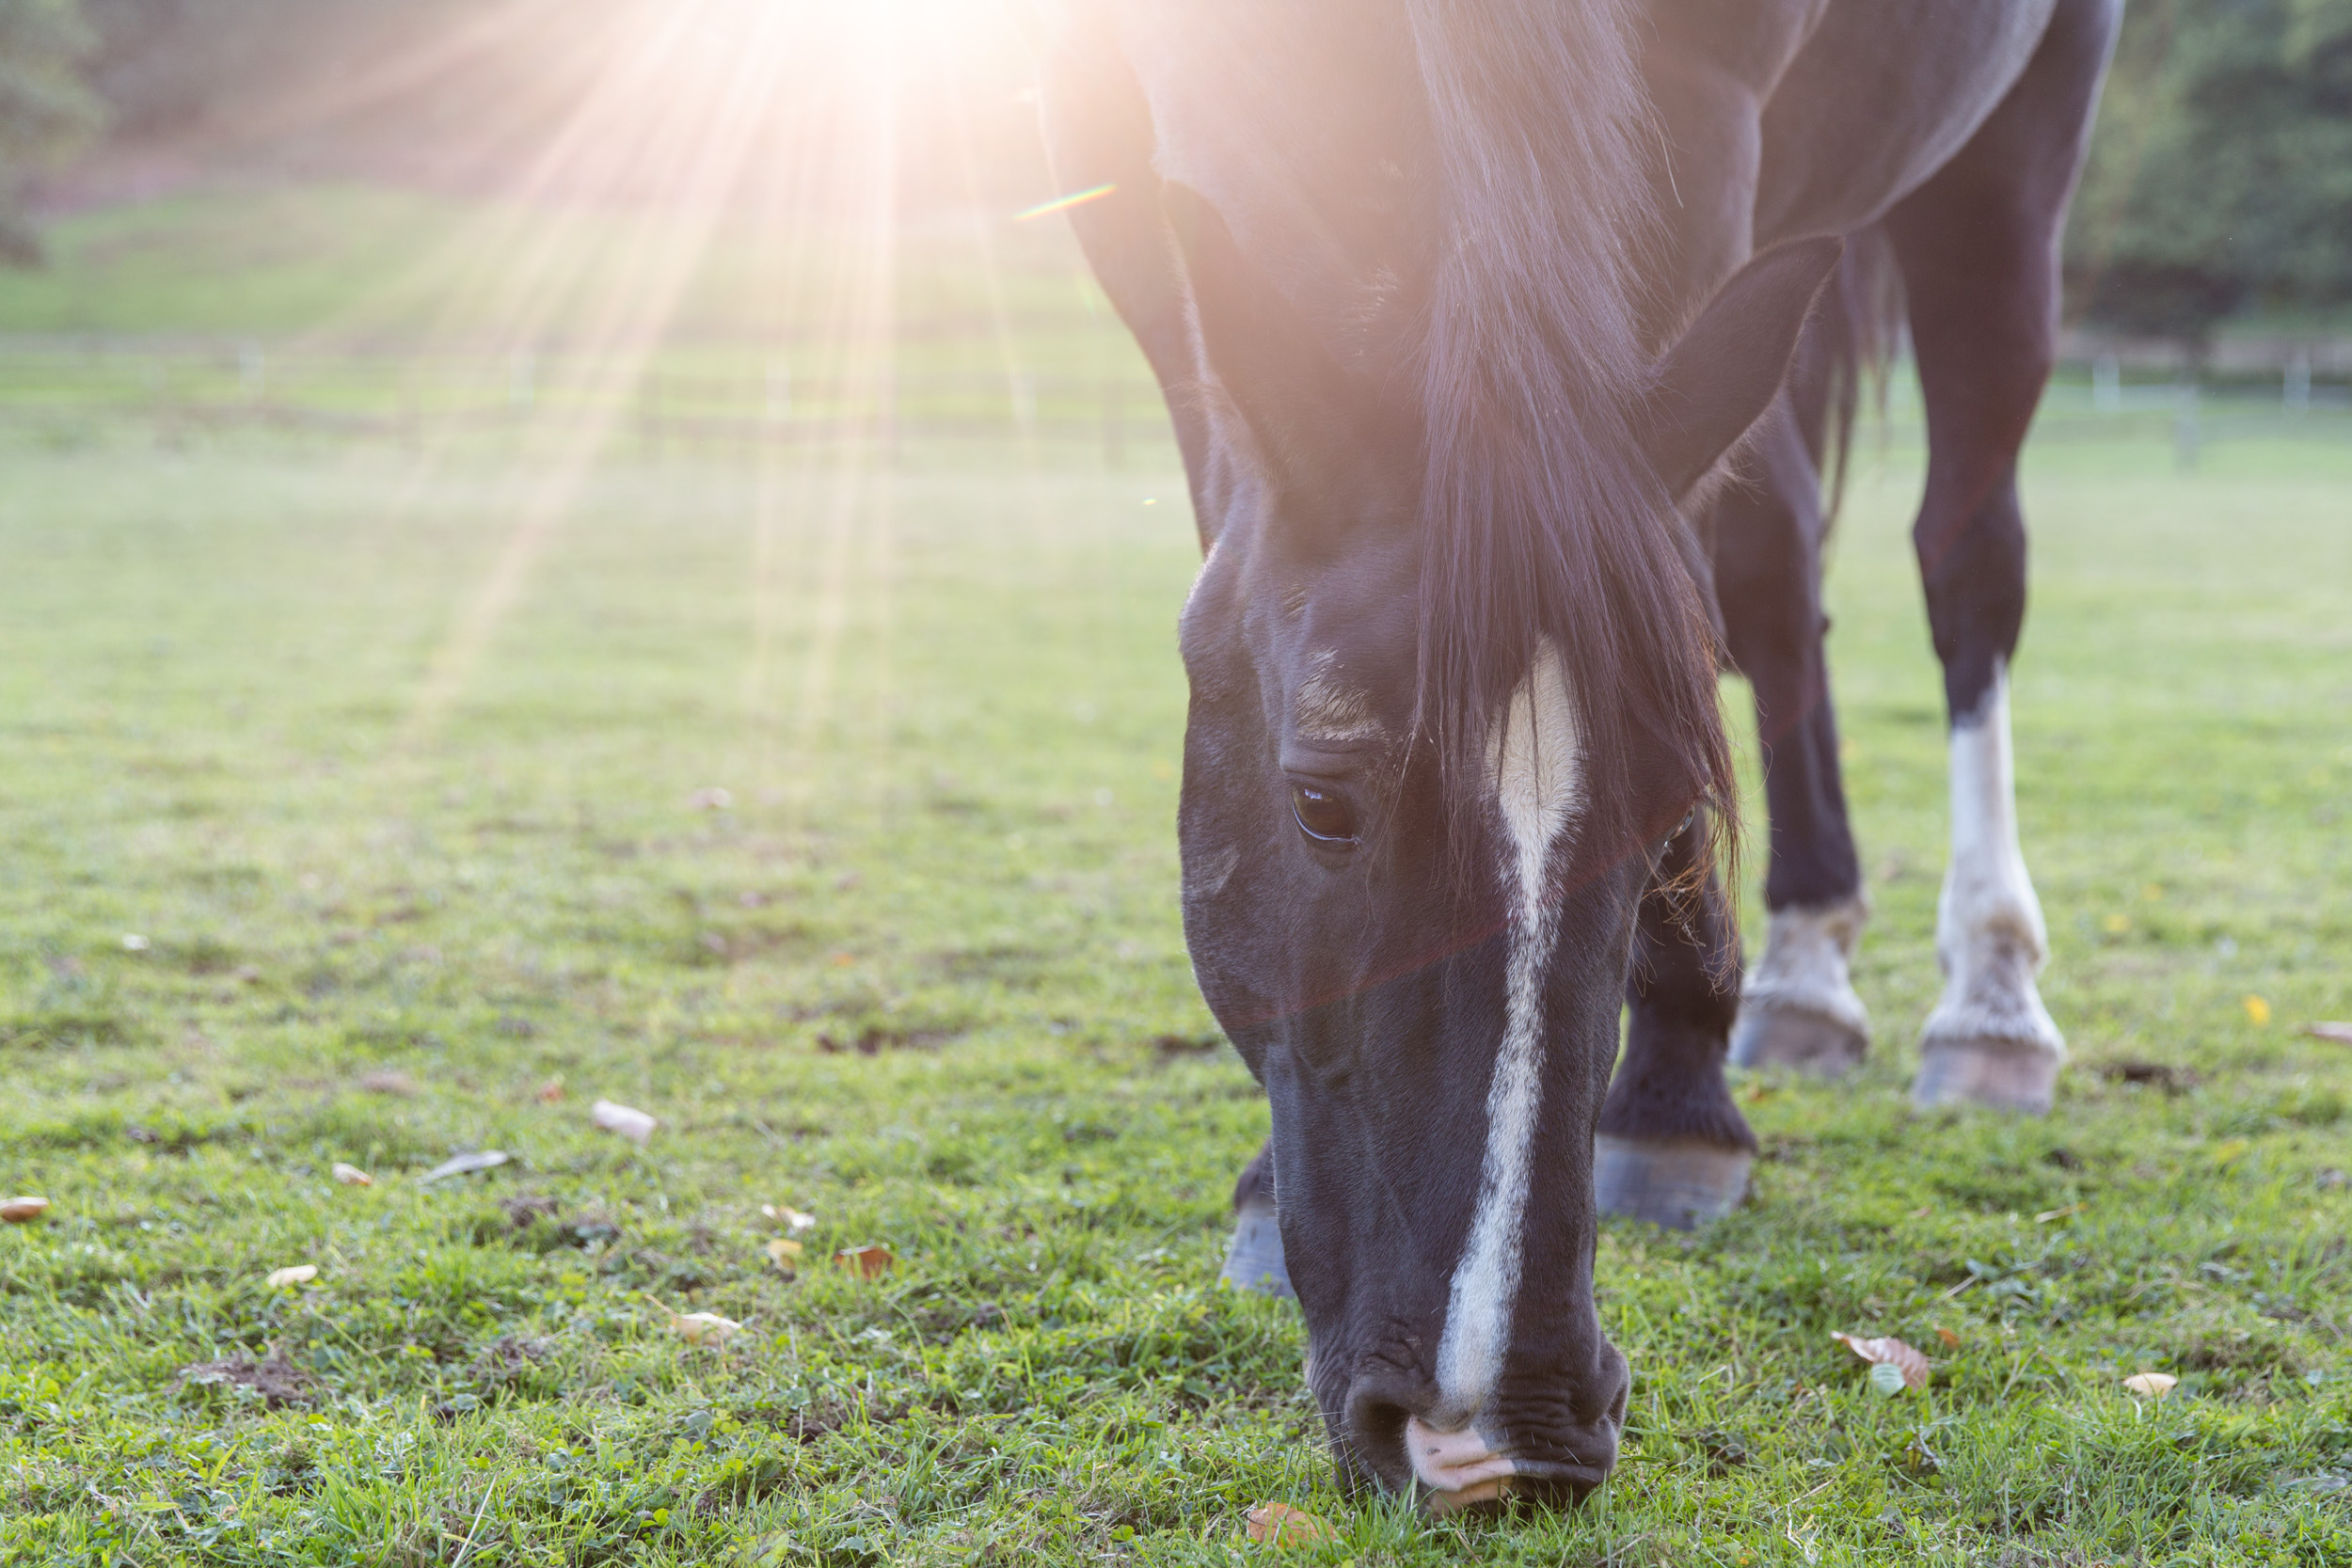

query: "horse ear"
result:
(1162, 182), (1365, 481)
(1642, 237), (1845, 502)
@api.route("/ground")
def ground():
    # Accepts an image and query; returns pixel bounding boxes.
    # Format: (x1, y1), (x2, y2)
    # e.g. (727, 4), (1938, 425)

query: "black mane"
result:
(1406, 0), (1736, 857)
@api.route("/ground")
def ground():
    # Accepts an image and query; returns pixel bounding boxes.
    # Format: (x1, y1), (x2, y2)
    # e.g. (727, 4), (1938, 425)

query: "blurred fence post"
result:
(510, 349), (535, 417)
(766, 361), (791, 444)
(2092, 354), (2121, 414)
(1011, 371), (1037, 443)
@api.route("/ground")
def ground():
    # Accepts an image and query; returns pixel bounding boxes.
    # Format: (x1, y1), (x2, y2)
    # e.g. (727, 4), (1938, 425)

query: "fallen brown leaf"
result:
(533, 1077), (565, 1103)
(1, 1196), (50, 1224)
(418, 1150), (510, 1183)
(834, 1244), (894, 1278)
(1244, 1502), (1335, 1546)
(650, 1295), (743, 1346)
(1934, 1326), (1962, 1350)
(356, 1069), (419, 1097)
(2302, 1022), (2352, 1046)
(331, 1163), (373, 1187)
(1832, 1332), (1931, 1390)
(766, 1238), (803, 1275)
(592, 1099), (657, 1144)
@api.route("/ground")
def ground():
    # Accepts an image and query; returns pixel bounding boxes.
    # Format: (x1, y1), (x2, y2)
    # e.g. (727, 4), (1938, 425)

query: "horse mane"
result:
(1404, 0), (1737, 864)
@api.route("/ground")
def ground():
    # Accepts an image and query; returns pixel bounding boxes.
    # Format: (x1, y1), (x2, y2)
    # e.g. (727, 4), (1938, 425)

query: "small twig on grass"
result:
(451, 1477), (498, 1568)
(1999, 1344), (2044, 1403)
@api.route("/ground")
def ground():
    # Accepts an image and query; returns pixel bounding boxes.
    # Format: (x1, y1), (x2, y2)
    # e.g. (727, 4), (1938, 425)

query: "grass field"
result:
(1, 420), (2348, 1566)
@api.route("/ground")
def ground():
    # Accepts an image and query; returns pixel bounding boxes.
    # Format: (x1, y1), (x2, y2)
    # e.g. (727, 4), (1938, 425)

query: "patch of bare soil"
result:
(178, 1350), (319, 1407)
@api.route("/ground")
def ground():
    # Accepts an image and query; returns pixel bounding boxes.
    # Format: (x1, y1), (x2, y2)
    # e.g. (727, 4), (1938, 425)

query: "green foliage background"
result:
(0, 0), (101, 261)
(2066, 0), (2352, 341)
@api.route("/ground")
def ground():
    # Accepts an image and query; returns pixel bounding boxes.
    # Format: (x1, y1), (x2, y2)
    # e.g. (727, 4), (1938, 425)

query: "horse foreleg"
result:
(1595, 812), (1756, 1229)
(1220, 1140), (1292, 1296)
(1883, 0), (2115, 1114)
(1714, 394), (1872, 1077)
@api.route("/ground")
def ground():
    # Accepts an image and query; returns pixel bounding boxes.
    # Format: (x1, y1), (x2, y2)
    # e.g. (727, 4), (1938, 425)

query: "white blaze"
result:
(1434, 640), (1581, 1424)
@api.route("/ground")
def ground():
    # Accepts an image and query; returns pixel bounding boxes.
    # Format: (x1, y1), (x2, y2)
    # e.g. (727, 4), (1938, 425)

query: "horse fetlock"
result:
(1593, 1134), (1751, 1230)
(1219, 1194), (1294, 1298)
(1731, 896), (1871, 1075)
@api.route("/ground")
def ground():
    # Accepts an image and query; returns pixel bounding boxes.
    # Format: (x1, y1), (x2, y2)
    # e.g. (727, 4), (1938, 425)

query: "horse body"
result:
(1034, 0), (2118, 1508)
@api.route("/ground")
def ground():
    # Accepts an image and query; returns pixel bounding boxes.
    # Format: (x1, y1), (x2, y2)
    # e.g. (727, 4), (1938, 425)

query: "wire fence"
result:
(2, 334), (2348, 468)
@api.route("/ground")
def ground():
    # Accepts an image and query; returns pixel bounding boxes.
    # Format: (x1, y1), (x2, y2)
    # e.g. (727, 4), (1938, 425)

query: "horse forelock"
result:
(1403, 0), (1735, 867)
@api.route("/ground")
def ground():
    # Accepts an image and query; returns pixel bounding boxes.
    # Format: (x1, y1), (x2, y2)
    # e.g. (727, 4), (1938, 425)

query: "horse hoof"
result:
(1594, 1135), (1751, 1230)
(1219, 1196), (1294, 1297)
(1912, 1038), (2060, 1114)
(1728, 1003), (1869, 1077)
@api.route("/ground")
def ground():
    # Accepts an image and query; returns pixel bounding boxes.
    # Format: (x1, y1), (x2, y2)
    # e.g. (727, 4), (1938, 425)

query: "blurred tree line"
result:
(0, 0), (101, 261)
(2067, 0), (2352, 343)
(8, 0), (2352, 344)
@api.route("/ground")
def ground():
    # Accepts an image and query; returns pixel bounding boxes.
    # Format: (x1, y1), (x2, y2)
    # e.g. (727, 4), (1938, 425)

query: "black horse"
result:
(1027, 0), (2116, 1509)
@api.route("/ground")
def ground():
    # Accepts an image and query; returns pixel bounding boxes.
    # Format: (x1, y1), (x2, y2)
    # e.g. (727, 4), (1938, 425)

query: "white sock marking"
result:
(1740, 895), (1870, 1037)
(1434, 640), (1581, 1425)
(1925, 662), (2062, 1054)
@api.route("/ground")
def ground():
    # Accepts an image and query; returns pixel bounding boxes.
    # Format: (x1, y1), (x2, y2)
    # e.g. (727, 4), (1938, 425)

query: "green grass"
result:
(2, 413), (2350, 1564)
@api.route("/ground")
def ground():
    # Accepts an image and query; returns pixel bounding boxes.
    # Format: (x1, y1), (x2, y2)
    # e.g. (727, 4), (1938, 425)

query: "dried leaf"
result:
(592, 1099), (657, 1144)
(419, 1150), (511, 1183)
(2301, 1022), (2352, 1046)
(765, 1238), (803, 1275)
(1244, 1502), (1335, 1546)
(534, 1077), (565, 1103)
(1, 1196), (51, 1224)
(1831, 1332), (1931, 1390)
(331, 1163), (373, 1187)
(834, 1244), (894, 1278)
(650, 1296), (743, 1346)
(761, 1204), (818, 1235)
(1934, 1326), (1963, 1350)
(266, 1264), (319, 1289)
(2123, 1371), (2179, 1399)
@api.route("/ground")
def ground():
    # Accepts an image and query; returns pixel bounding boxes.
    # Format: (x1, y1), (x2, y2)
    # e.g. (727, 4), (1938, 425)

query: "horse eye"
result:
(1290, 783), (1359, 846)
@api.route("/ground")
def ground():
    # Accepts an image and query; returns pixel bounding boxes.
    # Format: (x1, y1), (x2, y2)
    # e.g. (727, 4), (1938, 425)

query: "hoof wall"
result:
(1219, 1197), (1294, 1297)
(1729, 1004), (1869, 1077)
(1913, 1039), (2059, 1114)
(1594, 1135), (1751, 1230)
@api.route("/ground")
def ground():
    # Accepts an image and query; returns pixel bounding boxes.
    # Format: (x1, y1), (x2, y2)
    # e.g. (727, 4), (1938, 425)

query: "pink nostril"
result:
(1405, 1416), (1517, 1495)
